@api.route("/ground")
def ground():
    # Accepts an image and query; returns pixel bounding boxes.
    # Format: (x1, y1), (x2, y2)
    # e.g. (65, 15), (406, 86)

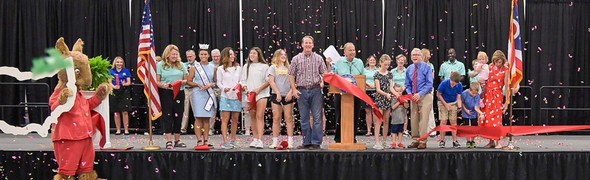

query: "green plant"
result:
(85, 55), (113, 91)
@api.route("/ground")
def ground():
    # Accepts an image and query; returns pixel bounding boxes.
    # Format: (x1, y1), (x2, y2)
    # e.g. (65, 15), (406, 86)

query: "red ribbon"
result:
(91, 110), (106, 149)
(397, 94), (414, 105)
(233, 84), (243, 102)
(417, 125), (590, 140)
(170, 80), (183, 99)
(248, 92), (257, 111)
(323, 74), (383, 121)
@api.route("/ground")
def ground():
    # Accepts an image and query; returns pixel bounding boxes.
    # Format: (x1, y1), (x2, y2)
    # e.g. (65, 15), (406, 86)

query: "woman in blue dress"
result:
(187, 48), (216, 147)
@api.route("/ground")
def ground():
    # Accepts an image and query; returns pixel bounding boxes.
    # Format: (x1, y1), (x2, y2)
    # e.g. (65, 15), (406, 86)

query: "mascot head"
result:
(55, 37), (92, 90)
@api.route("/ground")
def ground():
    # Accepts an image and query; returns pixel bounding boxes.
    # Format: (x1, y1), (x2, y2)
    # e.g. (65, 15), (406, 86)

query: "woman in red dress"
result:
(481, 50), (510, 148)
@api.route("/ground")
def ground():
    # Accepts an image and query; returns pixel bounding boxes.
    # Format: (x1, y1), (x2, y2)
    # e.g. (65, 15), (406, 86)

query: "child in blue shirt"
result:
(461, 82), (484, 148)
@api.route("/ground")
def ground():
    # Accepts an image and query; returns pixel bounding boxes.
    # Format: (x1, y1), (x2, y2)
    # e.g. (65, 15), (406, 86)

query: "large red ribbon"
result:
(91, 110), (106, 149)
(417, 125), (590, 140)
(233, 84), (243, 102)
(323, 74), (384, 121)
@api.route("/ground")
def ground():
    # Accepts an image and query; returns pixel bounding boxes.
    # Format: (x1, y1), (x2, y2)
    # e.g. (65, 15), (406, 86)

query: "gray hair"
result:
(211, 49), (221, 55)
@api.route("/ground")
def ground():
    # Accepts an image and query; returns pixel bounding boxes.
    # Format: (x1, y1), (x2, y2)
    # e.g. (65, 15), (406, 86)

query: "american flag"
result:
(508, 0), (523, 89)
(137, 0), (161, 120)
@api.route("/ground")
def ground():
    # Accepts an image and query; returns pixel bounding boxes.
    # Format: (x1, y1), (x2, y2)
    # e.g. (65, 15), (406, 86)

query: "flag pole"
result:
(143, 60), (160, 150)
(142, 0), (160, 150)
(505, 0), (517, 150)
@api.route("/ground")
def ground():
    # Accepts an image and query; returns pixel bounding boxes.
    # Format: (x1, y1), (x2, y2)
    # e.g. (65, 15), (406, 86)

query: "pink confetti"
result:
(124, 165), (129, 169)
(148, 156), (152, 162)
(578, 67), (581, 72)
(155, 168), (159, 173)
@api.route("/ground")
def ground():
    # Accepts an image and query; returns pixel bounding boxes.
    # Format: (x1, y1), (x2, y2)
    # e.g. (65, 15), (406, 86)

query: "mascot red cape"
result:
(50, 38), (111, 180)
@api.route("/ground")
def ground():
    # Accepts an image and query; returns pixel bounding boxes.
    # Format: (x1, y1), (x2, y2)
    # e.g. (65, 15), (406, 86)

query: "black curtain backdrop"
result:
(2, 151), (590, 180)
(0, 0), (589, 128)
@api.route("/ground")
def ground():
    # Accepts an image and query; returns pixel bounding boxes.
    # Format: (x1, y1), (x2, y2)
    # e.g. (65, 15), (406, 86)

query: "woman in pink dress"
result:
(481, 50), (510, 148)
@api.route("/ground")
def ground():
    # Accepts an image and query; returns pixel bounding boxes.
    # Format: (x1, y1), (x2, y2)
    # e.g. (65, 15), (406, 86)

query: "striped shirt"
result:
(289, 52), (327, 87)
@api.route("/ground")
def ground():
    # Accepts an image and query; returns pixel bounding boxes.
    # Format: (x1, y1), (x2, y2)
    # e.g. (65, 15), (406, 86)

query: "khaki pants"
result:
(437, 101), (458, 121)
(410, 93), (434, 142)
(181, 88), (194, 132)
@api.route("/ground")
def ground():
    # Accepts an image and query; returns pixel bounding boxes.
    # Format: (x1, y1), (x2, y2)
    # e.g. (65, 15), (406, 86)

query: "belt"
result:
(297, 85), (320, 90)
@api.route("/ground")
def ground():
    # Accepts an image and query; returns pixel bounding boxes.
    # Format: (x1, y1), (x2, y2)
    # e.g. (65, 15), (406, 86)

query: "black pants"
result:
(159, 88), (185, 134)
(333, 94), (361, 142)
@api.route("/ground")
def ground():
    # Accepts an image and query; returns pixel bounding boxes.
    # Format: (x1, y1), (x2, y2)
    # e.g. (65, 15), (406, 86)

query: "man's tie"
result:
(413, 64), (418, 94)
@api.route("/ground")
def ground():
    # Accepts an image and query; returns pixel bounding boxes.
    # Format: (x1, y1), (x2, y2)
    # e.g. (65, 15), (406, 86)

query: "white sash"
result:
(195, 63), (216, 111)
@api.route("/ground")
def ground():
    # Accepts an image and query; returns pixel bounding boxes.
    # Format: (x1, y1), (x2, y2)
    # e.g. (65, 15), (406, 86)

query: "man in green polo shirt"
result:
(439, 48), (466, 81)
(326, 42), (364, 143)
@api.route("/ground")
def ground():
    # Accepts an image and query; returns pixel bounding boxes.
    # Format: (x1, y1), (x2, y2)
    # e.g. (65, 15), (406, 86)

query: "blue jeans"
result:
(297, 87), (324, 145)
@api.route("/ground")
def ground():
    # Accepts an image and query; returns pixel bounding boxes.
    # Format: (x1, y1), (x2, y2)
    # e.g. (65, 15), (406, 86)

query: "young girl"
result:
(461, 82), (484, 148)
(216, 47), (242, 149)
(390, 83), (408, 148)
(268, 49), (295, 149)
(157, 44), (189, 149)
(241, 47), (270, 149)
(373, 54), (394, 150)
(109, 56), (132, 135)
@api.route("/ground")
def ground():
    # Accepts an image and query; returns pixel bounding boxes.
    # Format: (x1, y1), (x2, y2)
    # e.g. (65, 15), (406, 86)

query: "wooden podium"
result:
(328, 75), (367, 150)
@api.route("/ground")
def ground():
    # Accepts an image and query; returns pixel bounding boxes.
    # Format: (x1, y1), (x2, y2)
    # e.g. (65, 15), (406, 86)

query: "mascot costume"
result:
(50, 38), (111, 180)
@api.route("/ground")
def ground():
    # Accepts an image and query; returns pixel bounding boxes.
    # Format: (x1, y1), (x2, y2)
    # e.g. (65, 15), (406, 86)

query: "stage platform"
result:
(1, 134), (589, 179)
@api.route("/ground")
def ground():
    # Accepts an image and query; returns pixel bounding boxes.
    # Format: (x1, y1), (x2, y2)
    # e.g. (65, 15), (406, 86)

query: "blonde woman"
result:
(363, 55), (379, 136)
(157, 44), (189, 149)
(268, 49), (295, 149)
(216, 47), (242, 149)
(109, 56), (132, 135)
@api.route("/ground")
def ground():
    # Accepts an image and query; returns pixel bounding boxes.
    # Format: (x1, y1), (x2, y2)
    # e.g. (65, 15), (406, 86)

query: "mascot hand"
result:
(59, 87), (73, 105)
(96, 83), (112, 100)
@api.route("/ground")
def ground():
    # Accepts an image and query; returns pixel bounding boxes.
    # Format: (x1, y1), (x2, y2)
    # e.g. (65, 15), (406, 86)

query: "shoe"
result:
(124, 132), (130, 135)
(453, 141), (461, 148)
(470, 141), (476, 148)
(202, 140), (214, 148)
(365, 132), (373, 136)
(484, 141), (495, 148)
(165, 141), (174, 149)
(308, 145), (321, 150)
(494, 144), (503, 149)
(255, 139), (264, 149)
(174, 140), (187, 148)
(373, 143), (384, 150)
(397, 143), (405, 148)
(221, 142), (234, 149)
(439, 141), (446, 148)
(209, 129), (214, 135)
(115, 131), (122, 135)
(403, 130), (410, 137)
(245, 129), (251, 136)
(417, 142), (427, 149)
(230, 141), (239, 148)
(269, 141), (278, 149)
(296, 144), (311, 149)
(249, 139), (258, 148)
(180, 129), (187, 134)
(407, 141), (420, 148)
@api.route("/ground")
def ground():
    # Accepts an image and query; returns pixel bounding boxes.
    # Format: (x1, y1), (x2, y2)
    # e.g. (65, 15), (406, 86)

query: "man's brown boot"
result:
(407, 141), (420, 148)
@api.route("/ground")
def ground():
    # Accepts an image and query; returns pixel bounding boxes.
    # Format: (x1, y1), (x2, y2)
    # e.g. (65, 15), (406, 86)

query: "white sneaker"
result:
(209, 129), (214, 135)
(245, 129), (251, 136)
(249, 139), (258, 148)
(255, 139), (264, 149)
(230, 141), (239, 148)
(269, 141), (278, 149)
(221, 142), (234, 149)
(287, 137), (294, 149)
(373, 143), (384, 150)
